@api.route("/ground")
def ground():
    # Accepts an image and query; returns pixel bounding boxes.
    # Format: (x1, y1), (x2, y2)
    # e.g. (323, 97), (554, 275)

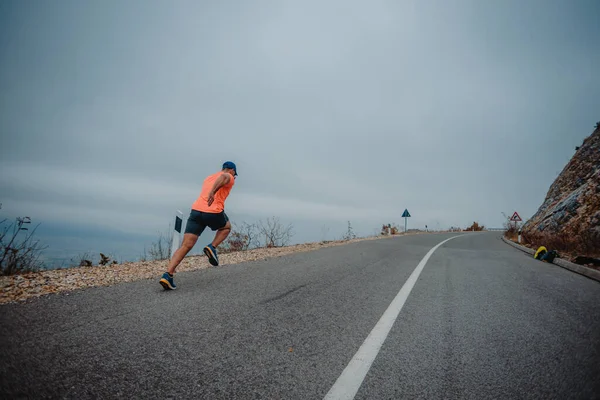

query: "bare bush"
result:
(380, 223), (400, 235)
(148, 227), (173, 261)
(465, 221), (485, 231)
(0, 216), (48, 275)
(257, 217), (294, 247)
(520, 229), (600, 259)
(342, 221), (356, 241)
(503, 221), (518, 241)
(70, 252), (94, 267)
(237, 221), (260, 250)
(221, 231), (244, 253)
(221, 222), (259, 253)
(99, 253), (117, 265)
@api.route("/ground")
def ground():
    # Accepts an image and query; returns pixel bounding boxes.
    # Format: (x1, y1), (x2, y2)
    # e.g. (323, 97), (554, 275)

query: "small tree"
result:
(343, 221), (356, 240)
(148, 226), (173, 261)
(221, 222), (259, 253)
(0, 216), (48, 275)
(237, 221), (259, 250)
(221, 231), (248, 253)
(257, 216), (294, 247)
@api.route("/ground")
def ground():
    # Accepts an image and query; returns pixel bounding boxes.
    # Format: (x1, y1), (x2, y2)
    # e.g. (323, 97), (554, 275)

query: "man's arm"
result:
(207, 173), (231, 206)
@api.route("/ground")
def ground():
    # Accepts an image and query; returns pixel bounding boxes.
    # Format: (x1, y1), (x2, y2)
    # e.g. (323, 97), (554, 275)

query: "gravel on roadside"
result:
(0, 234), (402, 305)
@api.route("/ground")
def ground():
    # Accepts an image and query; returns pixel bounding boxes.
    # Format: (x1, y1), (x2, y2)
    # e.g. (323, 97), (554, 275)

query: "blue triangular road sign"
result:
(402, 209), (411, 218)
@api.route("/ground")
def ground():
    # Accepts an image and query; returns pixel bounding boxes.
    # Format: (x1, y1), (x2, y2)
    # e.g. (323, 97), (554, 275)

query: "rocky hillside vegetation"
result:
(519, 122), (600, 264)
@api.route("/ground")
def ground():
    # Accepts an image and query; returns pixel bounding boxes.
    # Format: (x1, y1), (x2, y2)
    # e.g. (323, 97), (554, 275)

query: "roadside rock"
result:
(521, 123), (600, 249)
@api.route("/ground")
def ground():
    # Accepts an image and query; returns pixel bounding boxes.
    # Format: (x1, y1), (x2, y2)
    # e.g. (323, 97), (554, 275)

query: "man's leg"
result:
(167, 233), (199, 275)
(211, 220), (231, 247)
(160, 210), (205, 290)
(203, 213), (231, 266)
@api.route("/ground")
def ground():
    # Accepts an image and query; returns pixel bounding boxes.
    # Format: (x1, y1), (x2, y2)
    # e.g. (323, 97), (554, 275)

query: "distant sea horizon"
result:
(7, 215), (453, 272)
(22, 218), (369, 271)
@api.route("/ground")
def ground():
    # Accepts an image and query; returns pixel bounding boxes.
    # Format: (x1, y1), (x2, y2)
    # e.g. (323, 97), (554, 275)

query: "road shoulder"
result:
(501, 236), (600, 283)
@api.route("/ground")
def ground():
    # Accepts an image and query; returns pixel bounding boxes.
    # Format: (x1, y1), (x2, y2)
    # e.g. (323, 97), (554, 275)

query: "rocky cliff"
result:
(521, 123), (600, 255)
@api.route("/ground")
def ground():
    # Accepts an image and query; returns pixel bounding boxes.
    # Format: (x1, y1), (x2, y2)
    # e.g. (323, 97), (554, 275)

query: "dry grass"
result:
(506, 227), (600, 262)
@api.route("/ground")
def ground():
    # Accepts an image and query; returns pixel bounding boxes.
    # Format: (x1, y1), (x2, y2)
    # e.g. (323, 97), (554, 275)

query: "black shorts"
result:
(184, 209), (229, 236)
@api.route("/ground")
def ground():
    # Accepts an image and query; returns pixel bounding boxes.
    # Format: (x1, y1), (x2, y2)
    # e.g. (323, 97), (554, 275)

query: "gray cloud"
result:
(1, 0), (599, 262)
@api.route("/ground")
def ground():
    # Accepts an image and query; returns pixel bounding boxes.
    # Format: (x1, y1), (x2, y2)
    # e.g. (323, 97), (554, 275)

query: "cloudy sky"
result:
(1, 0), (599, 266)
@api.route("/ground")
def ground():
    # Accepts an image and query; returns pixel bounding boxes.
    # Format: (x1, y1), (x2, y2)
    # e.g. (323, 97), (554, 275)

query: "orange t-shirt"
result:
(191, 171), (235, 213)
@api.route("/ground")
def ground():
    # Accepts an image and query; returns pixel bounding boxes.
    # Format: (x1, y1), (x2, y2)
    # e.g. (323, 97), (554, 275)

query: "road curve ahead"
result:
(1, 232), (599, 399)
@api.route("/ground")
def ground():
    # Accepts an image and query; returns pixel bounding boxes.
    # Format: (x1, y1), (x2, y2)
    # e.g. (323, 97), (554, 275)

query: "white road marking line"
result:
(323, 235), (466, 400)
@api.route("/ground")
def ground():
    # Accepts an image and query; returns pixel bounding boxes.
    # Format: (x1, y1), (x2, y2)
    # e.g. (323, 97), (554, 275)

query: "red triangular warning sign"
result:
(510, 212), (522, 222)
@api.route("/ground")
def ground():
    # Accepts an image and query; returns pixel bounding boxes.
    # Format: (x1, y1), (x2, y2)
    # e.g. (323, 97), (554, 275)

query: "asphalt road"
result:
(1, 232), (599, 399)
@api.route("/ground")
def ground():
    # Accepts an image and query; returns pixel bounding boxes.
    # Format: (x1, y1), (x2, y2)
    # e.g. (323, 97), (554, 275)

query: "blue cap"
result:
(222, 161), (237, 176)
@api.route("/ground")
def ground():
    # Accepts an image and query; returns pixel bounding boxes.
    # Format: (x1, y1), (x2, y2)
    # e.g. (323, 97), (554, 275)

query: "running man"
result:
(160, 161), (237, 290)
